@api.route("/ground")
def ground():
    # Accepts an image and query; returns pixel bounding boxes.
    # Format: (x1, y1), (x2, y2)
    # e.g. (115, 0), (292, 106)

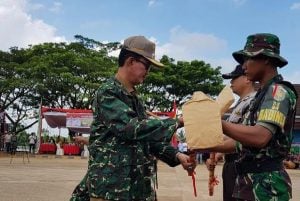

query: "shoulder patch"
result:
(272, 84), (286, 102)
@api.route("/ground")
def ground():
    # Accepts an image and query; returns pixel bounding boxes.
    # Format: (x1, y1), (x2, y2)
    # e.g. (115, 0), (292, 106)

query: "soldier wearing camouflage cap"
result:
(221, 33), (298, 200)
(70, 36), (196, 201)
(206, 64), (256, 201)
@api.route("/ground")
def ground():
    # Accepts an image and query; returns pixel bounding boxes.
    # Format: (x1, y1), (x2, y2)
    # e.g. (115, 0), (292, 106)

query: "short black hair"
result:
(118, 48), (144, 67)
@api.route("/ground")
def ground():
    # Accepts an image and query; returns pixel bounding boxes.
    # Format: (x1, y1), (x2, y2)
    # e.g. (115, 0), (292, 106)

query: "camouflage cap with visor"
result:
(122, 36), (164, 67)
(222, 64), (245, 79)
(232, 33), (288, 68)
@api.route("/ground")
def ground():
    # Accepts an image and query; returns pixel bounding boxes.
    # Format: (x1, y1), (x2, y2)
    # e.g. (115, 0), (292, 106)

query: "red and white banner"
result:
(66, 113), (93, 128)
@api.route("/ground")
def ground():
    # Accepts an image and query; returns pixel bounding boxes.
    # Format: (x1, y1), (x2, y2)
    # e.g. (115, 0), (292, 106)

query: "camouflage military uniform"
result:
(70, 77), (180, 201)
(223, 91), (255, 201)
(233, 75), (297, 201)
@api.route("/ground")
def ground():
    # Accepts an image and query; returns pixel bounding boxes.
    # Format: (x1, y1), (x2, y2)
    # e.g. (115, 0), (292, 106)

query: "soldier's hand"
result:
(176, 116), (184, 128)
(205, 158), (216, 171)
(176, 152), (197, 171)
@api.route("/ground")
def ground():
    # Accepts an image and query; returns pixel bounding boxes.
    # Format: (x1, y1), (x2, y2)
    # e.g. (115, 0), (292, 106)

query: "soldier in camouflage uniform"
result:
(70, 36), (195, 201)
(222, 33), (298, 201)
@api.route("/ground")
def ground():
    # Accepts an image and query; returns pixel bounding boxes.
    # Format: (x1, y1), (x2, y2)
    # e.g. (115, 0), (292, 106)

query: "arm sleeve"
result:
(256, 121), (277, 135)
(150, 142), (180, 167)
(257, 84), (291, 131)
(94, 89), (177, 142)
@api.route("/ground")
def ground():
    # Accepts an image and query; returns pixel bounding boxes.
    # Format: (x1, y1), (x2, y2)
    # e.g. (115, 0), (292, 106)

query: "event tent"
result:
(40, 101), (177, 137)
(41, 107), (93, 134)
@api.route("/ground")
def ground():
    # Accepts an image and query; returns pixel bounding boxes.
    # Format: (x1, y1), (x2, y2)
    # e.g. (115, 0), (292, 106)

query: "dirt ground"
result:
(0, 152), (299, 201)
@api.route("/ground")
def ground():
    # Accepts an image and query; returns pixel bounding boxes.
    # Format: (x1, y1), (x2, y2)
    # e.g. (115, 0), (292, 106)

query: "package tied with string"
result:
(182, 85), (234, 149)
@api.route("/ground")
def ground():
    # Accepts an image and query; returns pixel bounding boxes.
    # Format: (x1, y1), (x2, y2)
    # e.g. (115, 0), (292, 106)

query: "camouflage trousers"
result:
(70, 173), (89, 201)
(233, 170), (292, 201)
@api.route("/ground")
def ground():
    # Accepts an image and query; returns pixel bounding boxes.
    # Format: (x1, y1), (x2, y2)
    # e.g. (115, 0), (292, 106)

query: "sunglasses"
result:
(135, 58), (151, 71)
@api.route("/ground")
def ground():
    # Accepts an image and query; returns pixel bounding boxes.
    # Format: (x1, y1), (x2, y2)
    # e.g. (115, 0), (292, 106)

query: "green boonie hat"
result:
(122, 36), (164, 67)
(232, 33), (288, 68)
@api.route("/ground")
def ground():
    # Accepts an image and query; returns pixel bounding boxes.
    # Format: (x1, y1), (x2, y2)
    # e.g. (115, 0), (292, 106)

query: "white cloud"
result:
(148, 0), (163, 7)
(49, 1), (62, 13)
(110, 28), (235, 73)
(108, 49), (120, 58)
(155, 26), (228, 66)
(0, 0), (66, 51)
(290, 2), (300, 10)
(148, 0), (156, 7)
(29, 3), (44, 11)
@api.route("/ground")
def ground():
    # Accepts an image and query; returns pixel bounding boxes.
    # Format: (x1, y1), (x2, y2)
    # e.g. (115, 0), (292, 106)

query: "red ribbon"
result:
(190, 171), (197, 197)
(210, 175), (219, 186)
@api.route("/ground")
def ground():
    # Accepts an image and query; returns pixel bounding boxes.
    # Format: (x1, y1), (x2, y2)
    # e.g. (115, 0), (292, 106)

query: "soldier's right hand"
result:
(205, 158), (216, 171)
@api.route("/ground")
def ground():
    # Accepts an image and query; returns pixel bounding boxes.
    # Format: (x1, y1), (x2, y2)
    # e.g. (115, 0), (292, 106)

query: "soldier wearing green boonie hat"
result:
(232, 33), (288, 67)
(221, 33), (298, 201)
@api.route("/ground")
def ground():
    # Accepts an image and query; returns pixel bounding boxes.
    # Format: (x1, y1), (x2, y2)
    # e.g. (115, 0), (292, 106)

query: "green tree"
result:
(0, 47), (37, 133)
(0, 37), (120, 134)
(0, 37), (224, 134)
(140, 55), (224, 111)
(25, 42), (118, 109)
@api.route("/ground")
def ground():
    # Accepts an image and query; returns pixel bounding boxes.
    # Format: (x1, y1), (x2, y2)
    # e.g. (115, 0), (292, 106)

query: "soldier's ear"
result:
(124, 57), (135, 67)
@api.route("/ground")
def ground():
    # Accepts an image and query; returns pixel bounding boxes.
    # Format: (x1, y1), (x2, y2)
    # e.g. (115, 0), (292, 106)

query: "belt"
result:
(224, 153), (238, 162)
(235, 158), (283, 175)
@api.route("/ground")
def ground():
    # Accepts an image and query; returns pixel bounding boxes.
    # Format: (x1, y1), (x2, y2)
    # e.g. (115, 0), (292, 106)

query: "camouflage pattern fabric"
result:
(227, 91), (256, 124)
(70, 173), (89, 201)
(222, 92), (255, 201)
(70, 77), (180, 201)
(233, 33), (288, 68)
(233, 75), (297, 201)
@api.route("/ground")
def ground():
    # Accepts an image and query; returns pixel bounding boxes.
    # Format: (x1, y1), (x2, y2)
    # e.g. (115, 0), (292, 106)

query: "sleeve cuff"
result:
(256, 122), (277, 135)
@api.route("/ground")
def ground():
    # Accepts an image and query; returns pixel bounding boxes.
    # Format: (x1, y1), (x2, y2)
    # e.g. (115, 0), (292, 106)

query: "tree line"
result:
(0, 35), (224, 134)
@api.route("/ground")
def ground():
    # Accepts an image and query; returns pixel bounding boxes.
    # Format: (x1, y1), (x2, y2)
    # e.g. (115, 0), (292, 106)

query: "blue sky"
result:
(1, 0), (300, 83)
(1, 0), (300, 135)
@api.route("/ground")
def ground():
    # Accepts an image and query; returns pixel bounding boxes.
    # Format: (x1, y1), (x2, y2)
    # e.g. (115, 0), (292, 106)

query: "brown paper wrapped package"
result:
(216, 85), (235, 116)
(182, 85), (234, 149)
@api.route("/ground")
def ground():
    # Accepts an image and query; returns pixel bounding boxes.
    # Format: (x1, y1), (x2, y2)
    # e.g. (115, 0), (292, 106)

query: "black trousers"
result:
(222, 160), (238, 201)
(29, 144), (35, 153)
(5, 142), (11, 152)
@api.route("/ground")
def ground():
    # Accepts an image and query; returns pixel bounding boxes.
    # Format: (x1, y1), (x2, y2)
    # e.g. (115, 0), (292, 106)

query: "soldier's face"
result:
(128, 57), (150, 85)
(243, 57), (265, 82)
(230, 75), (247, 95)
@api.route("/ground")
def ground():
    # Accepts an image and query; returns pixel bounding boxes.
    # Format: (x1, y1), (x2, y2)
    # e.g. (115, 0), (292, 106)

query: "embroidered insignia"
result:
(258, 109), (285, 129)
(272, 85), (286, 102)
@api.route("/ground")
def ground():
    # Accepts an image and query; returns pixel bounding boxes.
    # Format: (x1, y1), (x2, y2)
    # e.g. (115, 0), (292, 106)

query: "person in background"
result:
(206, 64), (256, 201)
(28, 132), (37, 154)
(73, 135), (89, 145)
(48, 137), (55, 144)
(74, 133), (85, 156)
(4, 131), (11, 153)
(10, 133), (18, 155)
(70, 35), (196, 201)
